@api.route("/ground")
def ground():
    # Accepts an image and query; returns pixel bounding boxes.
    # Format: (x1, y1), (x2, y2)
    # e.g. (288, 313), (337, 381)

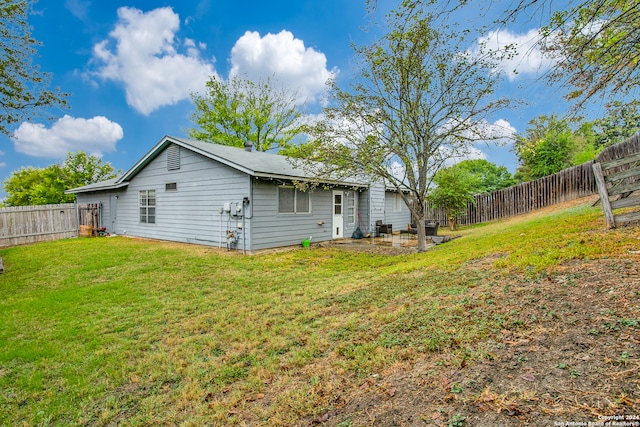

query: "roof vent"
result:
(167, 144), (180, 170)
(244, 141), (252, 152)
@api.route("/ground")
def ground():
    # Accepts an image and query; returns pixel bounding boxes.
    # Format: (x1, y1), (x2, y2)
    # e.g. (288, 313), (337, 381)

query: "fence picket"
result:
(0, 203), (101, 247)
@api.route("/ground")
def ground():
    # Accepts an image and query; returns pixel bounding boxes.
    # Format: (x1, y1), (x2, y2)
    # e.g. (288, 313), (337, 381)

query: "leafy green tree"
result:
(452, 159), (517, 193)
(591, 100), (640, 149)
(62, 151), (119, 189)
(299, 4), (512, 251)
(570, 121), (600, 164)
(3, 151), (119, 206)
(428, 167), (478, 231)
(514, 115), (576, 181)
(3, 166), (66, 205)
(188, 75), (303, 152)
(0, 0), (68, 136)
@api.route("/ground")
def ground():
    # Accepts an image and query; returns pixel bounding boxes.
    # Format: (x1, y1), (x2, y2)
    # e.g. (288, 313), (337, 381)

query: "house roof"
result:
(67, 135), (369, 194)
(65, 177), (128, 194)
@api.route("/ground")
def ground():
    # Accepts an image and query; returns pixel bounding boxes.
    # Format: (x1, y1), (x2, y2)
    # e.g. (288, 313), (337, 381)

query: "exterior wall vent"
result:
(167, 145), (180, 170)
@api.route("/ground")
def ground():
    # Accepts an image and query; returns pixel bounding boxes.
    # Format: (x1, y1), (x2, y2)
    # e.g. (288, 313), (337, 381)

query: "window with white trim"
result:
(139, 190), (156, 223)
(278, 186), (310, 214)
(394, 193), (403, 212)
(347, 191), (356, 224)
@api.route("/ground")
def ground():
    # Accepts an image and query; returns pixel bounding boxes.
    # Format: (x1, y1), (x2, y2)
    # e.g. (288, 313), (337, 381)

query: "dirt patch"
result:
(312, 257), (640, 426)
(318, 235), (463, 256)
(319, 238), (422, 256)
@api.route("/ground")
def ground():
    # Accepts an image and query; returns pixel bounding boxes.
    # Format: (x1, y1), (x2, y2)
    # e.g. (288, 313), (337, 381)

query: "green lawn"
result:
(1, 198), (637, 426)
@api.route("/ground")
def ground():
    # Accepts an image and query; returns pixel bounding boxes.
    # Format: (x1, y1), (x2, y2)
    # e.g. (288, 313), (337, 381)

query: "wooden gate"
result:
(77, 203), (102, 235)
(593, 151), (640, 228)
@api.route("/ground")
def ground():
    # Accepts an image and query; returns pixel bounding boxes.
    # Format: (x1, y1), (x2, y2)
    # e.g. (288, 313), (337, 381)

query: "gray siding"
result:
(250, 179), (362, 250)
(116, 144), (251, 249)
(369, 182), (386, 230)
(357, 187), (371, 235)
(384, 191), (411, 230)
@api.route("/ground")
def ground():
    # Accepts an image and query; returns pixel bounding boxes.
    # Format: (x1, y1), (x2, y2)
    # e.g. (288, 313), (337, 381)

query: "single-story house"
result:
(66, 136), (410, 252)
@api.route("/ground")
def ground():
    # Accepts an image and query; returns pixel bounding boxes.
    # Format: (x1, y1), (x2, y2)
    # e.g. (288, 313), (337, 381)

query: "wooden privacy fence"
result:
(0, 203), (102, 247)
(424, 133), (640, 228)
(0, 204), (77, 247)
(426, 162), (597, 227)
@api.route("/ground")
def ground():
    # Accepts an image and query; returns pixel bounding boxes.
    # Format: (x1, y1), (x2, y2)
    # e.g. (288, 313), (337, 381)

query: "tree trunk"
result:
(407, 197), (428, 252)
(449, 215), (457, 231)
(447, 208), (457, 231)
(416, 217), (428, 252)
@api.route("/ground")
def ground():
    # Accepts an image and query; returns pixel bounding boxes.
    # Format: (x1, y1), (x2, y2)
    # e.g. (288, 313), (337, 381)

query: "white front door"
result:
(332, 190), (344, 239)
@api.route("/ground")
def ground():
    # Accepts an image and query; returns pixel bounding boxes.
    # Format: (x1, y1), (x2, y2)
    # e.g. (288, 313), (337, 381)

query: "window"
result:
(347, 191), (356, 224)
(278, 186), (310, 214)
(139, 190), (156, 223)
(297, 190), (310, 213)
(278, 187), (295, 213)
(334, 193), (342, 215)
(165, 182), (177, 191)
(394, 193), (403, 212)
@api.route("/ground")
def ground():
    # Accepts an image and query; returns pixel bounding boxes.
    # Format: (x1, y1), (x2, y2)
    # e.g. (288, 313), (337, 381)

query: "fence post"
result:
(74, 200), (79, 235)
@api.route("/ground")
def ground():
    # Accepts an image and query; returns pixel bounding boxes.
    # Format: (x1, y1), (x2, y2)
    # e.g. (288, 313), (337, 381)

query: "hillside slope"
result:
(315, 196), (640, 426)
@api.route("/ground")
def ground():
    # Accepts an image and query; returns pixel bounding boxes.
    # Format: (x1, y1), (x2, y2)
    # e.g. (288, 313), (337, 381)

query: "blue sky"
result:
(1, 0), (604, 196)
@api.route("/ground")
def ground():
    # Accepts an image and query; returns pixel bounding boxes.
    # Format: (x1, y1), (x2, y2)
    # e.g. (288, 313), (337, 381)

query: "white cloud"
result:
(65, 0), (90, 21)
(229, 30), (338, 105)
(89, 7), (217, 115)
(473, 28), (556, 81)
(472, 118), (517, 145)
(13, 115), (123, 158)
(438, 117), (516, 145)
(441, 118), (517, 166)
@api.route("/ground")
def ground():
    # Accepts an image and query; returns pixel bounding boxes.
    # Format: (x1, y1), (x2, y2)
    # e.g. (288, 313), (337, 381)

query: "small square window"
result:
(165, 182), (177, 191)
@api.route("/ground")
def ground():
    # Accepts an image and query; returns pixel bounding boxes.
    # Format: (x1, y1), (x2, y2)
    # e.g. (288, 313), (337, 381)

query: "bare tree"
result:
(369, 0), (640, 112)
(300, 4), (514, 251)
(540, 0), (640, 111)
